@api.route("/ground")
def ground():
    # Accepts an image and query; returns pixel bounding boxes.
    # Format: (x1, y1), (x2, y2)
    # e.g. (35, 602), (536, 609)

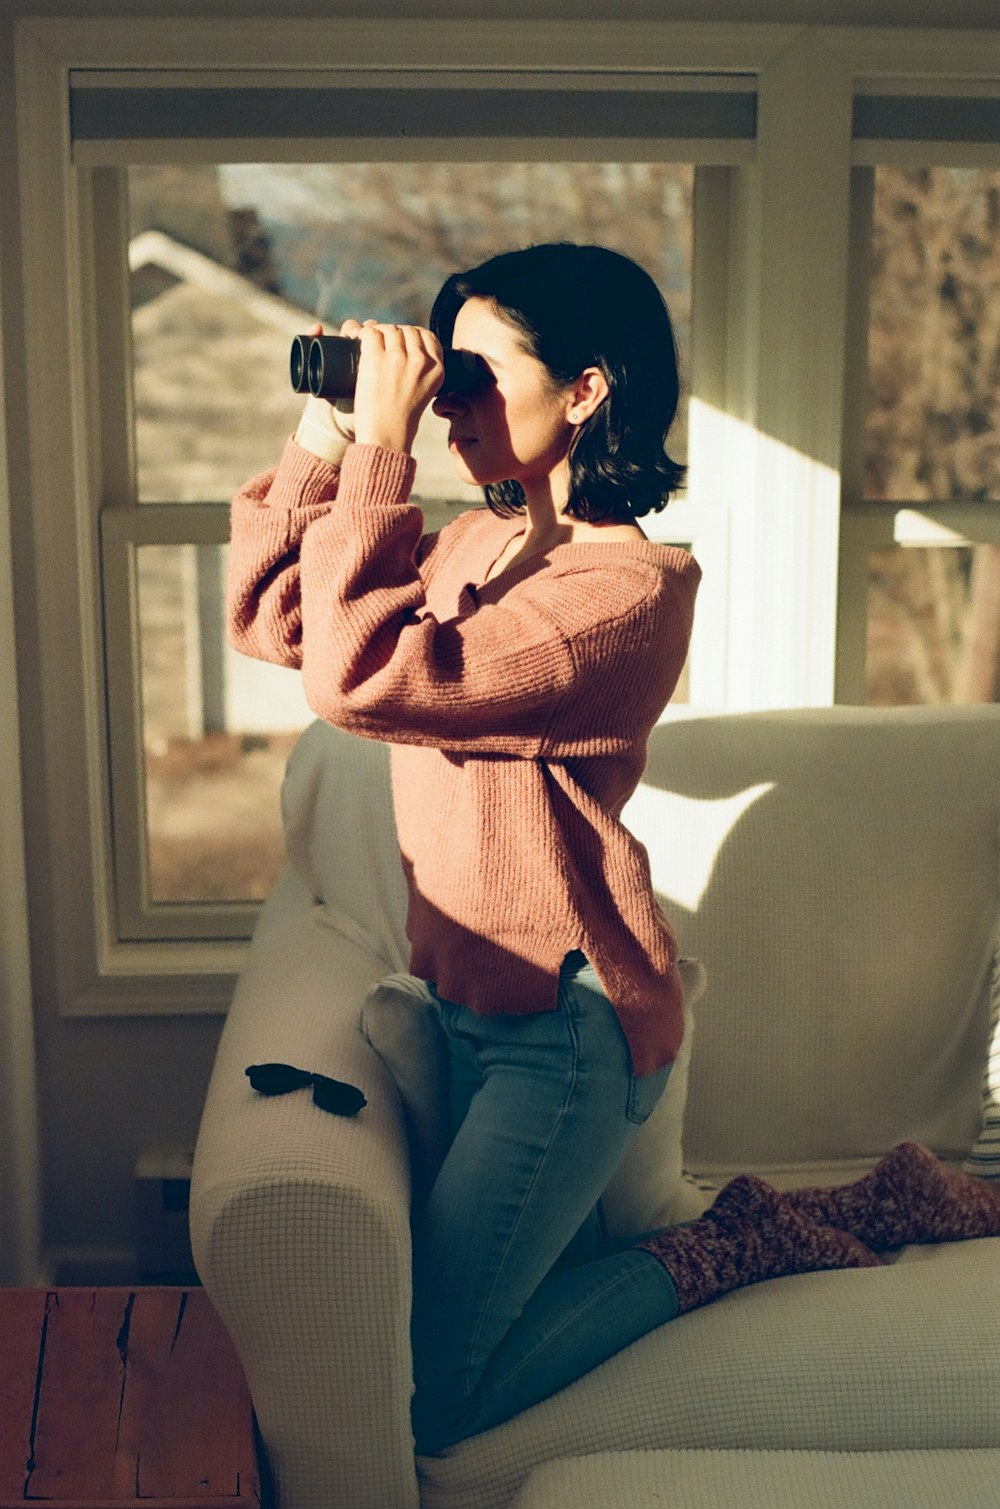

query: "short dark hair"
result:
(429, 242), (686, 522)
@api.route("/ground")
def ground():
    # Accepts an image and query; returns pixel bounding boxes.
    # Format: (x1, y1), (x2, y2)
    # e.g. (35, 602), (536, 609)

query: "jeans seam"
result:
(468, 1257), (652, 1428)
(462, 990), (583, 1380)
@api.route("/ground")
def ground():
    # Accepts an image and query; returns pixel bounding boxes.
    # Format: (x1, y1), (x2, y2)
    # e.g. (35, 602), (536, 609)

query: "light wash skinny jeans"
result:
(410, 951), (681, 1454)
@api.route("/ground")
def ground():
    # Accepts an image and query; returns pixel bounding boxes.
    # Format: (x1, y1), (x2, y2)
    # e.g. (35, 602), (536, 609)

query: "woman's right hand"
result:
(348, 319), (445, 456)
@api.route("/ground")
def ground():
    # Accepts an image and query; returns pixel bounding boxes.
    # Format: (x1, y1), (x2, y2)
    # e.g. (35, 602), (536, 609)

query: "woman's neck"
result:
(520, 471), (575, 547)
(519, 487), (646, 548)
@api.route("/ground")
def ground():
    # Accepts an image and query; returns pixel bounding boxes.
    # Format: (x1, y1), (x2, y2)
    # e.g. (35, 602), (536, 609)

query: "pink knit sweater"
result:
(228, 438), (701, 1076)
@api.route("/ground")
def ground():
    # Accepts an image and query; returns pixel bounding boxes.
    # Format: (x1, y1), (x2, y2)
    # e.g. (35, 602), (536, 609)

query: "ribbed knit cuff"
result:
(338, 443), (417, 510)
(270, 434), (343, 509)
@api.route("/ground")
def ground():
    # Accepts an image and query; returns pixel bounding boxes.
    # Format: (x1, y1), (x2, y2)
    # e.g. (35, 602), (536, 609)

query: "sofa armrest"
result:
(190, 868), (419, 1509)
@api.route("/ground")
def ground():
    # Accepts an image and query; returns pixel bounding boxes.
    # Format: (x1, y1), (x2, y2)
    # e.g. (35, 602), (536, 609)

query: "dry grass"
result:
(145, 730), (301, 903)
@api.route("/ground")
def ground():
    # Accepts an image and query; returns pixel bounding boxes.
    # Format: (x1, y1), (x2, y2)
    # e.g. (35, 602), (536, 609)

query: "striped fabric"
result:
(964, 926), (1000, 1180)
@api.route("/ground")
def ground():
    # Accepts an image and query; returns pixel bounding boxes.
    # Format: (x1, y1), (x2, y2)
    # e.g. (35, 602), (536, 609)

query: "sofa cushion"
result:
(629, 708), (1000, 1175)
(509, 1448), (1000, 1509)
(360, 973), (450, 1207)
(283, 708), (1000, 1187)
(286, 718), (711, 1231)
(417, 1240), (1000, 1509)
(597, 958), (713, 1232)
(281, 720), (409, 971)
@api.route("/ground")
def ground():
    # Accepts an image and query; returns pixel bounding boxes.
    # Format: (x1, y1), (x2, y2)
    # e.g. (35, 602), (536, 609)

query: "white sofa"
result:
(190, 706), (1000, 1509)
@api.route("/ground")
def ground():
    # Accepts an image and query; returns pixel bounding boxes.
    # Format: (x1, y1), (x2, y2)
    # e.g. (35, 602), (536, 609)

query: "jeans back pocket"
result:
(626, 1062), (671, 1126)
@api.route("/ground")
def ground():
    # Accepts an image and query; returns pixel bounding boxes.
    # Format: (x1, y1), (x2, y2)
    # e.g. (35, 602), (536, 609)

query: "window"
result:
(838, 103), (1000, 704)
(18, 24), (751, 1011)
(14, 19), (999, 1014)
(863, 167), (1000, 705)
(123, 160), (695, 919)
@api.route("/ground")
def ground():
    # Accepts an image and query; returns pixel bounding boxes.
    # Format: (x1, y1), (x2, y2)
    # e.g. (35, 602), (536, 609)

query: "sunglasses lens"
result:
(246, 1062), (313, 1095)
(311, 1075), (367, 1117)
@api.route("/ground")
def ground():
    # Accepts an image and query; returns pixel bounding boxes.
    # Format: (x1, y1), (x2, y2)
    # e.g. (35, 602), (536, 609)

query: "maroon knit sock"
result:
(636, 1173), (881, 1315)
(786, 1141), (1000, 1250)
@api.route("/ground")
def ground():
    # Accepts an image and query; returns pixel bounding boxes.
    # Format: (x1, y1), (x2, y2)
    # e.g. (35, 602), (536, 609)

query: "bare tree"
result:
(866, 168), (1000, 704)
(258, 161), (692, 344)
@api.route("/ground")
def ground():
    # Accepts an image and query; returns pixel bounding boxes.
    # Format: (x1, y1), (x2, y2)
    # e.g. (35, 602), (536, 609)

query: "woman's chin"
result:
(448, 445), (489, 486)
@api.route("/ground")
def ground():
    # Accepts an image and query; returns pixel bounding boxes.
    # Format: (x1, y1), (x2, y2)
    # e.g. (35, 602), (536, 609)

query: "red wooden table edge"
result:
(1, 1500), (256, 1509)
(0, 1287), (261, 1509)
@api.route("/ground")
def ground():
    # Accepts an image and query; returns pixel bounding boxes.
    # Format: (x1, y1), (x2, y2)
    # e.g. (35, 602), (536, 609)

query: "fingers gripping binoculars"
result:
(290, 334), (492, 401)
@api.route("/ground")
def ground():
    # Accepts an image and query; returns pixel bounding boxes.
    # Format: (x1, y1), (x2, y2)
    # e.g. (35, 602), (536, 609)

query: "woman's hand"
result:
(294, 320), (356, 462)
(346, 318), (445, 456)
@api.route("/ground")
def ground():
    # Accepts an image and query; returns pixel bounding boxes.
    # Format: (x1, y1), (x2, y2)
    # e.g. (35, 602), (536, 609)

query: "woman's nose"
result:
(432, 391), (464, 419)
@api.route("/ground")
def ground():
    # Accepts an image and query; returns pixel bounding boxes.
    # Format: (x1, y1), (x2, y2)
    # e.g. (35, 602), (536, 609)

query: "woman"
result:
(227, 242), (1000, 1453)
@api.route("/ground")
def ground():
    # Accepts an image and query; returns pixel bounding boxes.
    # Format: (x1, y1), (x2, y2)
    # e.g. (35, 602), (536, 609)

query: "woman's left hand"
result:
(347, 319), (445, 456)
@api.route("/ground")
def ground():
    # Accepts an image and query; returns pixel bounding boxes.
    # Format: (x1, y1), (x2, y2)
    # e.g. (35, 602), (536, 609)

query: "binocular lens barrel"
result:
(289, 335), (358, 398)
(289, 334), (490, 401)
(289, 335), (307, 393)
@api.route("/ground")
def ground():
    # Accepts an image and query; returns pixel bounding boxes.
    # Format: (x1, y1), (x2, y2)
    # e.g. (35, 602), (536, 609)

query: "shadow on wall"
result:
(633, 708), (1000, 1172)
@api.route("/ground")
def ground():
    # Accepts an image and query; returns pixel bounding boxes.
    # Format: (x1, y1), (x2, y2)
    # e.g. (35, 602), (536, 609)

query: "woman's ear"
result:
(566, 366), (610, 425)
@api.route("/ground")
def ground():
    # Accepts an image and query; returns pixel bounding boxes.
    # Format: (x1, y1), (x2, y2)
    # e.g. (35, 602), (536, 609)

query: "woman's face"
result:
(431, 297), (576, 498)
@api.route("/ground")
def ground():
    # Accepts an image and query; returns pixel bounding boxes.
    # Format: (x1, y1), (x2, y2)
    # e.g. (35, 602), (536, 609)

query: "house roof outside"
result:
(129, 228), (479, 510)
(127, 230), (480, 900)
(130, 230), (480, 748)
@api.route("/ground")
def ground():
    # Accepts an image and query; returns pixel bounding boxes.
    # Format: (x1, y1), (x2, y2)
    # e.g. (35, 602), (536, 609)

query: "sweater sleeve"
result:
(227, 438), (699, 756)
(226, 436), (343, 669)
(290, 445), (699, 758)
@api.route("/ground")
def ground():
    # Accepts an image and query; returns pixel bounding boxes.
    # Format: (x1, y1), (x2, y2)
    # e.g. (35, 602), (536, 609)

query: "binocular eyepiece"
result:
(290, 334), (492, 402)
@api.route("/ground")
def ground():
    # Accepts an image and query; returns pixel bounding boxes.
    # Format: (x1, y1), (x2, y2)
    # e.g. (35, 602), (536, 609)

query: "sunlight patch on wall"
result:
(686, 395), (842, 709)
(623, 780), (774, 912)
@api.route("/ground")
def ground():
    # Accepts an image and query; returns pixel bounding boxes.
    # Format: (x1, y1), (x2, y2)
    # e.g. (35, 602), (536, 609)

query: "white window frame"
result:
(12, 18), (1000, 1017)
(83, 85), (747, 950)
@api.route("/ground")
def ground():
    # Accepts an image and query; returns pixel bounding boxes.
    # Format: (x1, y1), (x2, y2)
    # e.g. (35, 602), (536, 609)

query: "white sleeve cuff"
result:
(294, 396), (356, 466)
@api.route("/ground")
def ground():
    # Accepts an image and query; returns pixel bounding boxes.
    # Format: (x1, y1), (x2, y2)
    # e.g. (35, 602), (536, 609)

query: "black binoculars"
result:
(290, 334), (492, 401)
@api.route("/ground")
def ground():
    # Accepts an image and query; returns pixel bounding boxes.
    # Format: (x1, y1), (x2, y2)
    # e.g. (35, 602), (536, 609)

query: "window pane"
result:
(865, 167), (1000, 503)
(128, 162), (693, 508)
(137, 543), (311, 902)
(128, 161), (694, 905)
(866, 544), (1000, 705)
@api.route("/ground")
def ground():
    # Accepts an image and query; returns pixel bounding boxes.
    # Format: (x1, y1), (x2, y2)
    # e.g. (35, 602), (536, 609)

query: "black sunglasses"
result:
(245, 1062), (367, 1117)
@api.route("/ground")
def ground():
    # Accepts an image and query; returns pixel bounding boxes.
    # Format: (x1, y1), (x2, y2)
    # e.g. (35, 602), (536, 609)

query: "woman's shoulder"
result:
(547, 535), (701, 591)
(529, 538), (701, 642)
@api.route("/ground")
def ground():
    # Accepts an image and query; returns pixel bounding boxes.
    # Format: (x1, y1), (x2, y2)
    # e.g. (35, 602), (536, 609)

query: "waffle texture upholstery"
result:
(190, 705), (1000, 1509)
(509, 1449), (1000, 1509)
